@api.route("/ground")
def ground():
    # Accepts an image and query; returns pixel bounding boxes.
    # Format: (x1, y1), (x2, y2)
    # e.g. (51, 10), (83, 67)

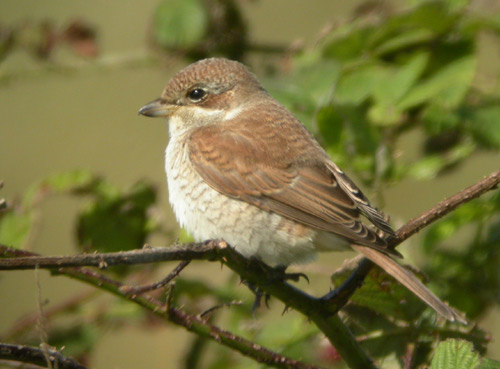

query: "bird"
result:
(139, 57), (463, 323)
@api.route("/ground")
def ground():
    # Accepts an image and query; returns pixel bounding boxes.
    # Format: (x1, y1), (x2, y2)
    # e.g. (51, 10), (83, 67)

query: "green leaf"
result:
(333, 64), (383, 105)
(398, 56), (477, 110)
(23, 170), (101, 207)
(464, 105), (500, 148)
(408, 140), (475, 180)
(153, 0), (208, 49)
(408, 155), (447, 180)
(0, 211), (32, 248)
(429, 339), (480, 369)
(267, 59), (341, 129)
(374, 28), (434, 56)
(316, 105), (345, 157)
(282, 59), (341, 105)
(373, 52), (429, 105)
(331, 266), (426, 321)
(391, 2), (457, 35)
(481, 358), (500, 369)
(76, 181), (157, 254)
(422, 104), (461, 135)
(322, 24), (374, 61)
(367, 103), (403, 126)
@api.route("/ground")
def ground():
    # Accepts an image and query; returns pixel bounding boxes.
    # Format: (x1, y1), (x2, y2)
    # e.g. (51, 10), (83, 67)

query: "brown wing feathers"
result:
(187, 107), (396, 255)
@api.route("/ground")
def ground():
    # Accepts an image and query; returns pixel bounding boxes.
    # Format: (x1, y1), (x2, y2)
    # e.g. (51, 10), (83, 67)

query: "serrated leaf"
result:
(398, 56), (476, 110)
(430, 339), (480, 369)
(153, 0), (208, 49)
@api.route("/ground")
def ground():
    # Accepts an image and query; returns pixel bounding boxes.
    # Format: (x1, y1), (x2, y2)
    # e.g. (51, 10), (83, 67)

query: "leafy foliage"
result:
(0, 170), (158, 253)
(332, 264), (489, 366)
(429, 339), (500, 369)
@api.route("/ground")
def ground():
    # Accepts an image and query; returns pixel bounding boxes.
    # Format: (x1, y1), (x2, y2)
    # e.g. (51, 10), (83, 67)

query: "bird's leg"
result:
(241, 279), (271, 313)
(319, 258), (372, 311)
(241, 264), (309, 313)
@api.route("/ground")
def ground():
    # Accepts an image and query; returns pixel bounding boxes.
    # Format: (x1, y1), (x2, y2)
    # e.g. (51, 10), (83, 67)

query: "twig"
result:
(0, 343), (87, 369)
(199, 301), (243, 318)
(395, 169), (500, 243)
(119, 260), (190, 295)
(34, 266), (52, 369)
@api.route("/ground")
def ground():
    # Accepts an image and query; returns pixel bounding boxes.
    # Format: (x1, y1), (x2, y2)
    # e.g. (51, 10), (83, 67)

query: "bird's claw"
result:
(282, 271), (309, 284)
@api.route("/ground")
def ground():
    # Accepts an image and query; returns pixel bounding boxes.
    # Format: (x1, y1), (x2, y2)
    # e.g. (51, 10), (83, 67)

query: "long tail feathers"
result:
(351, 245), (467, 324)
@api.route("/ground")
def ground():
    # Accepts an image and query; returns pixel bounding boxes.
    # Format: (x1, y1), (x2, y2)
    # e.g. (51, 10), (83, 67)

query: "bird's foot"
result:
(272, 265), (309, 284)
(242, 280), (271, 314)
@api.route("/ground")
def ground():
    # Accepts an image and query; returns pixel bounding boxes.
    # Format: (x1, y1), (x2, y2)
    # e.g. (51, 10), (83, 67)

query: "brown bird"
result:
(139, 58), (464, 323)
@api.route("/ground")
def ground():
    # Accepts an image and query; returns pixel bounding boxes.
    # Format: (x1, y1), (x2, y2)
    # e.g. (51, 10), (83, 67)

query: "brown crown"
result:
(161, 58), (262, 101)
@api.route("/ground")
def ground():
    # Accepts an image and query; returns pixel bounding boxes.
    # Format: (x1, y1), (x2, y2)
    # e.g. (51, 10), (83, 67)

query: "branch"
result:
(0, 241), (219, 270)
(1, 169), (498, 369)
(0, 343), (88, 369)
(0, 250), (324, 369)
(395, 169), (500, 243)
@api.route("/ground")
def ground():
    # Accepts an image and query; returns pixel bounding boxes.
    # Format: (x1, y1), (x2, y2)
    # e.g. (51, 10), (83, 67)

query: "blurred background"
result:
(1, 0), (500, 368)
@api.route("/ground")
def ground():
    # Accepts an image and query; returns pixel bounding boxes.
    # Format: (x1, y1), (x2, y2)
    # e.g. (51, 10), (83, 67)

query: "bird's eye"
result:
(187, 88), (207, 102)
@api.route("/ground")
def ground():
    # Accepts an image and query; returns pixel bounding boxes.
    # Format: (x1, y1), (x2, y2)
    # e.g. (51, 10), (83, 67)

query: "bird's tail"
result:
(351, 244), (466, 324)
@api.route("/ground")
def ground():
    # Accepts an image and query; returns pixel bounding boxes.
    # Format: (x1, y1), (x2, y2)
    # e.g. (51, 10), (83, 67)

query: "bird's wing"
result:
(187, 102), (397, 256)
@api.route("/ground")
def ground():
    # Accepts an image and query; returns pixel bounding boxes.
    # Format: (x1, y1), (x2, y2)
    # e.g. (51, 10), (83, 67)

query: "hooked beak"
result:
(138, 98), (174, 118)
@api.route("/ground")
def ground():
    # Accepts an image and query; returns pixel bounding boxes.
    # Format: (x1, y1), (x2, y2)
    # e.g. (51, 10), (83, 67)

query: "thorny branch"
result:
(0, 251), (324, 369)
(0, 343), (88, 369)
(0, 169), (499, 369)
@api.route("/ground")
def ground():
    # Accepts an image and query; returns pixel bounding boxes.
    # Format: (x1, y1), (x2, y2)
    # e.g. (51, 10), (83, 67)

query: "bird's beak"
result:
(138, 98), (174, 118)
